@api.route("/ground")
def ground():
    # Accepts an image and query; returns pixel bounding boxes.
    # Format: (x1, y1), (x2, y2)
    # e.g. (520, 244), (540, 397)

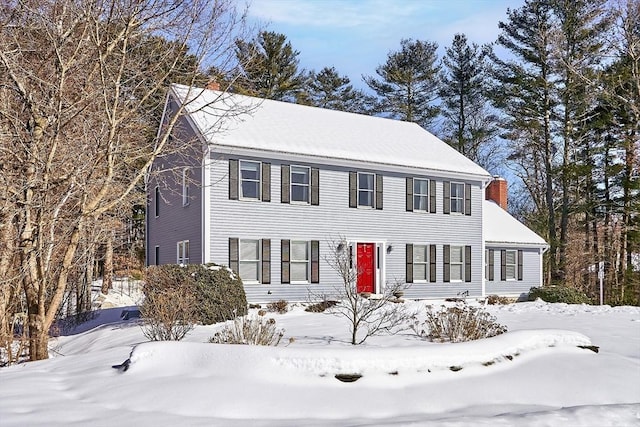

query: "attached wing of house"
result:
(146, 84), (548, 302)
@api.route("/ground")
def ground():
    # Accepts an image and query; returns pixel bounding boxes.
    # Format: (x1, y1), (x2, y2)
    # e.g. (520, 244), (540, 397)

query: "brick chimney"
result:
(486, 176), (508, 210)
(206, 81), (220, 91)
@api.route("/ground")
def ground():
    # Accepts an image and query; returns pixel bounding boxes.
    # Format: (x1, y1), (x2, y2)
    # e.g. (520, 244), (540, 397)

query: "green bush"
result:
(144, 264), (247, 326)
(527, 286), (591, 304)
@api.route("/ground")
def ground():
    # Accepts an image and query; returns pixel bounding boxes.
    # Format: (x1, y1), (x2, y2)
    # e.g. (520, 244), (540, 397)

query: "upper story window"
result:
(450, 245), (464, 281)
(182, 168), (190, 206)
(240, 160), (261, 200)
(414, 179), (429, 211)
(291, 166), (310, 203)
(358, 172), (375, 207)
(450, 182), (465, 214)
(177, 240), (189, 265)
(505, 249), (517, 280)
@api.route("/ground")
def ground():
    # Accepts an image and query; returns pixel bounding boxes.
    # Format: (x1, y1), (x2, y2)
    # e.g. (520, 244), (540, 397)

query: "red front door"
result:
(356, 243), (375, 293)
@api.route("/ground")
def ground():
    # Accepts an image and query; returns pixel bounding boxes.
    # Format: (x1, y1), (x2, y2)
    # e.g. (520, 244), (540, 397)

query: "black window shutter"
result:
(443, 181), (450, 214)
(261, 239), (271, 284)
(465, 245), (472, 282)
(229, 238), (239, 273)
(429, 244), (436, 282)
(406, 244), (413, 283)
(443, 244), (450, 282)
(501, 250), (506, 281)
(262, 163), (271, 202)
(229, 160), (238, 200)
(349, 172), (357, 208)
(429, 180), (437, 213)
(311, 240), (320, 283)
(375, 174), (383, 210)
(311, 168), (319, 205)
(281, 165), (290, 203)
(518, 250), (523, 281)
(488, 249), (495, 281)
(406, 178), (413, 211)
(465, 183), (471, 216)
(281, 240), (290, 284)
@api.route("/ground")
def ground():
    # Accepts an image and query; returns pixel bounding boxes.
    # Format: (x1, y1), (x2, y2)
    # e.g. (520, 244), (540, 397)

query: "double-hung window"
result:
(290, 241), (310, 282)
(414, 179), (429, 212)
(450, 182), (465, 214)
(358, 172), (375, 207)
(450, 245), (464, 281)
(505, 250), (517, 280)
(240, 160), (261, 200)
(177, 240), (189, 264)
(413, 245), (428, 281)
(291, 166), (310, 203)
(239, 239), (260, 283)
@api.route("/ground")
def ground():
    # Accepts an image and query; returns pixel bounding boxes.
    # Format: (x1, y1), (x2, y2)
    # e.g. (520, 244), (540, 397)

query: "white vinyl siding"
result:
(239, 239), (260, 282)
(505, 249), (517, 280)
(450, 182), (465, 214)
(291, 166), (310, 203)
(177, 240), (189, 264)
(290, 241), (310, 282)
(450, 245), (464, 281)
(358, 172), (375, 207)
(240, 160), (261, 200)
(413, 179), (429, 212)
(413, 244), (428, 282)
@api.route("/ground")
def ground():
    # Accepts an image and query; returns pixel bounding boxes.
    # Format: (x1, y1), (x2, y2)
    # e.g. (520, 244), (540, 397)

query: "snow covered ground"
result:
(1, 298), (639, 426)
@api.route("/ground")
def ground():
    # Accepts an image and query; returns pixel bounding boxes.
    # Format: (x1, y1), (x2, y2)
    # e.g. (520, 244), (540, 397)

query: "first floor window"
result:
(177, 240), (189, 264)
(450, 182), (465, 214)
(358, 172), (375, 207)
(240, 160), (261, 199)
(413, 245), (428, 281)
(450, 245), (464, 281)
(414, 179), (429, 211)
(290, 241), (310, 282)
(505, 250), (517, 280)
(239, 239), (260, 282)
(182, 168), (190, 206)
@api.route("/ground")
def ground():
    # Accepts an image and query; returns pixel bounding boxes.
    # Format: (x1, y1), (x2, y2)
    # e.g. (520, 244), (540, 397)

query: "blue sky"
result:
(247, 0), (526, 89)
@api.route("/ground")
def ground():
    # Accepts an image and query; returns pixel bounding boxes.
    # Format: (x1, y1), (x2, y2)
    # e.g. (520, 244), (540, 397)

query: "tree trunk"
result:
(102, 237), (113, 294)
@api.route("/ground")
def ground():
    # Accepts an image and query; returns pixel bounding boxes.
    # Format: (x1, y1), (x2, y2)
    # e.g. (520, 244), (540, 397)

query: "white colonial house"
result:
(146, 84), (548, 302)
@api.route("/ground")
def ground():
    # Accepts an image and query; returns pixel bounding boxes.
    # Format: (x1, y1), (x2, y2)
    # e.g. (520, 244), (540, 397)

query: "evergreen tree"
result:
(304, 66), (372, 113)
(438, 34), (499, 171)
(234, 31), (306, 101)
(364, 39), (440, 130)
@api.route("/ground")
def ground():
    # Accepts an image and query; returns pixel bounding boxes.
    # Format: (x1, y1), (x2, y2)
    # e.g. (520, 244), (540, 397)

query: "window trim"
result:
(450, 182), (465, 214)
(176, 240), (189, 265)
(412, 244), (429, 282)
(239, 160), (261, 201)
(505, 249), (517, 281)
(182, 168), (190, 207)
(357, 172), (375, 208)
(238, 239), (261, 284)
(290, 165), (311, 204)
(413, 178), (429, 212)
(289, 240), (310, 283)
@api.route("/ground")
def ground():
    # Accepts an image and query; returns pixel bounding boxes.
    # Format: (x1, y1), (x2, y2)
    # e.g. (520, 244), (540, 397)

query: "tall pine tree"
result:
(364, 39), (440, 131)
(304, 66), (372, 113)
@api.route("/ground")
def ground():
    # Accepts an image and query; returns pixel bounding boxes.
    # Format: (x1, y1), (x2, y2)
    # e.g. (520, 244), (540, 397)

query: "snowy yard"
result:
(0, 297), (639, 426)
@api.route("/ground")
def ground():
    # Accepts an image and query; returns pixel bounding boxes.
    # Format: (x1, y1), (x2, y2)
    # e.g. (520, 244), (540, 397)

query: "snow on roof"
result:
(484, 200), (548, 247)
(170, 84), (492, 179)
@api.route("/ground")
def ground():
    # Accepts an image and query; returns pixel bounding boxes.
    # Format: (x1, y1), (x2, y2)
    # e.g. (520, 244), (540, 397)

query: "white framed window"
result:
(414, 178), (429, 211)
(154, 186), (160, 217)
(505, 249), (517, 280)
(413, 244), (428, 282)
(177, 240), (189, 265)
(239, 239), (260, 282)
(290, 241), (310, 282)
(240, 160), (261, 200)
(182, 168), (190, 206)
(291, 166), (310, 203)
(358, 172), (375, 207)
(450, 245), (464, 281)
(451, 182), (465, 214)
